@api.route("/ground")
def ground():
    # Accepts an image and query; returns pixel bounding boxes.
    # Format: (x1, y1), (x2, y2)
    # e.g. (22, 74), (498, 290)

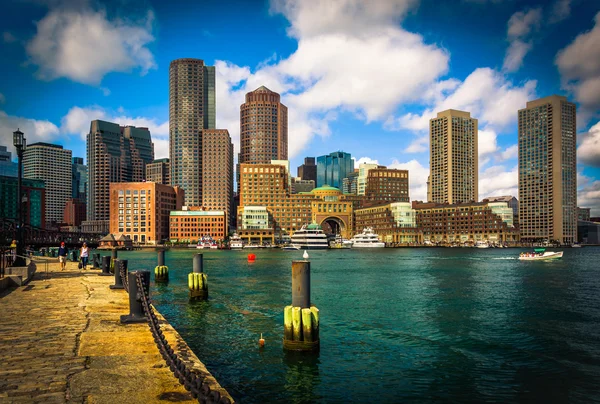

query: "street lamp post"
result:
(13, 129), (26, 267)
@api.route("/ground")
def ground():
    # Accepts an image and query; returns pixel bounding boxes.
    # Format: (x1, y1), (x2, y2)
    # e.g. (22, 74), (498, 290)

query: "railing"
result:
(133, 272), (231, 404)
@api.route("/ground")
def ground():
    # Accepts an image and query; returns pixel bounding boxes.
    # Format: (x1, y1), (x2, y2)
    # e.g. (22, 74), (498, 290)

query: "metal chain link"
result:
(134, 272), (231, 404)
(120, 261), (129, 292)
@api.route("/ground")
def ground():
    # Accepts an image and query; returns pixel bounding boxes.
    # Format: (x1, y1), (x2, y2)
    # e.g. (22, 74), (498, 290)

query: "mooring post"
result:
(189, 253), (207, 300)
(284, 259), (319, 351)
(110, 259), (126, 290)
(120, 270), (150, 324)
(155, 249), (169, 282)
(99, 255), (112, 276)
(93, 253), (100, 269)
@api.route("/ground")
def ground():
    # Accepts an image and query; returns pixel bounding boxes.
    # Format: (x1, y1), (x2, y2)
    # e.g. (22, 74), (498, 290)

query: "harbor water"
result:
(110, 247), (600, 403)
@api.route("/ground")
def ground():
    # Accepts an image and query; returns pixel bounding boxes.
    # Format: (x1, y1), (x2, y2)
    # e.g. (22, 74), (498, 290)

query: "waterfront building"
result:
(238, 206), (273, 244)
(23, 142), (71, 225)
(63, 198), (86, 227)
(86, 120), (154, 231)
(146, 158), (170, 185)
(0, 175), (45, 228)
(297, 157), (317, 183)
(484, 195), (518, 222)
(292, 177), (315, 194)
(0, 145), (17, 177)
(577, 207), (591, 222)
(577, 220), (600, 244)
(169, 58), (216, 206)
(365, 168), (409, 204)
(355, 202), (421, 244)
(238, 163), (361, 241)
(413, 201), (520, 245)
(342, 171), (358, 195)
(202, 129), (233, 231)
(72, 157), (87, 200)
(169, 207), (226, 243)
(357, 163), (379, 196)
(487, 201), (515, 228)
(109, 182), (183, 245)
(518, 95), (577, 244)
(429, 109), (478, 204)
(316, 151), (354, 188)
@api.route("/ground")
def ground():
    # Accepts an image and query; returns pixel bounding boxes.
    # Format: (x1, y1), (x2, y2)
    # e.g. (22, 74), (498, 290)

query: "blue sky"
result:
(1, 0), (599, 213)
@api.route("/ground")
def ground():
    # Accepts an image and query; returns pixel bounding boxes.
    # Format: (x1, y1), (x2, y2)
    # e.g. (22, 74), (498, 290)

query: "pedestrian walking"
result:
(58, 241), (68, 271)
(80, 242), (89, 271)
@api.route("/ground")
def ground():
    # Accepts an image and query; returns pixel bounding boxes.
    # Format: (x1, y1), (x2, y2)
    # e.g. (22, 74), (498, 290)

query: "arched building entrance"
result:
(319, 216), (348, 238)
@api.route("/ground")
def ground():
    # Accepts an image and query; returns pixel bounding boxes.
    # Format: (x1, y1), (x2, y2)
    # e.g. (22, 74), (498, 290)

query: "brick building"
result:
(63, 198), (86, 227)
(169, 208), (226, 243)
(365, 168), (409, 204)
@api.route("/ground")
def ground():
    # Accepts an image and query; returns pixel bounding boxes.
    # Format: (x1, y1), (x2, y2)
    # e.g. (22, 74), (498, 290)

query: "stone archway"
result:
(319, 217), (346, 237)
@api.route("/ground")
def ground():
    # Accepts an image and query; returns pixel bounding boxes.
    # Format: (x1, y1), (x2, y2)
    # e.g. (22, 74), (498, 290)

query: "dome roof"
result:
(311, 184), (341, 193)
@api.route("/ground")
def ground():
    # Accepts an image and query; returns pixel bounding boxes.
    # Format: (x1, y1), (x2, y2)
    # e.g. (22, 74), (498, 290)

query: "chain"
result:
(120, 261), (129, 292)
(134, 272), (231, 404)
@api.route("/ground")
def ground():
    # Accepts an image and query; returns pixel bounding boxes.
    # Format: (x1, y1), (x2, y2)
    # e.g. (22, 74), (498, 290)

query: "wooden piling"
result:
(284, 306), (293, 340)
(302, 308), (313, 342)
(292, 307), (302, 341)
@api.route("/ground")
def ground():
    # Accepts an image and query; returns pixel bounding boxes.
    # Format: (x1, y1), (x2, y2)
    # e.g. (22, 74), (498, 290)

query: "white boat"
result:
(475, 241), (490, 249)
(350, 227), (385, 248)
(197, 235), (218, 249)
(571, 244), (582, 248)
(290, 224), (329, 250)
(519, 248), (564, 261)
(329, 234), (352, 249)
(230, 234), (243, 250)
(282, 244), (301, 251)
(243, 244), (266, 249)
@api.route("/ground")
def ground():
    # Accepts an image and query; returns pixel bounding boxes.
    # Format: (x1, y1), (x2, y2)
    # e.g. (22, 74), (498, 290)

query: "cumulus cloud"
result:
(26, 4), (156, 85)
(577, 173), (600, 216)
(556, 12), (600, 121)
(578, 121), (600, 167)
(478, 164), (518, 201)
(502, 8), (541, 72)
(0, 110), (60, 155)
(213, 0), (449, 159)
(354, 157), (379, 168)
(388, 159), (428, 201)
(549, 0), (572, 24)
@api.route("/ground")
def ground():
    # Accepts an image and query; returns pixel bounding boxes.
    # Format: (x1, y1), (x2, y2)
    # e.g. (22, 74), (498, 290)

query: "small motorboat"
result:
(282, 244), (301, 251)
(519, 248), (563, 261)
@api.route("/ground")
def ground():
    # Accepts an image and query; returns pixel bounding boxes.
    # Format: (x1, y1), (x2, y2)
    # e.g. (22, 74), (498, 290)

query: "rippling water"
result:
(111, 247), (600, 403)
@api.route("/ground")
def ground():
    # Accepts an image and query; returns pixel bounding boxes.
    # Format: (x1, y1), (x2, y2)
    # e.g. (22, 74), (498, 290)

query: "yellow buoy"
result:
(259, 333), (265, 347)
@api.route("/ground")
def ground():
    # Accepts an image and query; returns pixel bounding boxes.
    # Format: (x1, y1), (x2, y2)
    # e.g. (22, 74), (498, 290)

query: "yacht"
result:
(282, 244), (301, 251)
(475, 240), (490, 249)
(197, 235), (218, 249)
(350, 228), (385, 248)
(329, 234), (352, 249)
(290, 224), (329, 250)
(229, 234), (243, 250)
(519, 248), (563, 261)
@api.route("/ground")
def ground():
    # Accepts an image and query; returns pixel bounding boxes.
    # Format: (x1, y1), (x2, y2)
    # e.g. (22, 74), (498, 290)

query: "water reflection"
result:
(284, 351), (321, 404)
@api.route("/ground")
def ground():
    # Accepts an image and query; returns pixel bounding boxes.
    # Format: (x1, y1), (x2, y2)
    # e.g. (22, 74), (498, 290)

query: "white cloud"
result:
(26, 5), (156, 85)
(391, 68), (537, 153)
(549, 0), (572, 24)
(478, 128), (499, 157)
(0, 93), (5, 104)
(388, 158), (429, 201)
(578, 121), (600, 167)
(556, 12), (600, 121)
(213, 0), (450, 159)
(478, 164), (518, 200)
(3, 32), (17, 43)
(499, 144), (518, 161)
(502, 8), (541, 73)
(354, 157), (379, 168)
(577, 175), (600, 216)
(0, 110), (60, 155)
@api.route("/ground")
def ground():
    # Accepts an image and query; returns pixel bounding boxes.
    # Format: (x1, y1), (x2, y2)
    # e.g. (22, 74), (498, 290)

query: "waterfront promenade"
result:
(0, 261), (232, 403)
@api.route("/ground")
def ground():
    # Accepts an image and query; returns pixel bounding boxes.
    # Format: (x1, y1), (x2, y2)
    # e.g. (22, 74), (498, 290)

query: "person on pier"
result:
(80, 243), (89, 271)
(58, 242), (68, 271)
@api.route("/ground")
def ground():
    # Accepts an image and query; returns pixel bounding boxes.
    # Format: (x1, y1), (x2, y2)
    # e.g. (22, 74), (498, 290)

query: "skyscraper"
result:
(86, 120), (154, 228)
(169, 58), (216, 206)
(146, 158), (170, 185)
(0, 145), (17, 177)
(518, 95), (577, 244)
(429, 109), (478, 204)
(23, 143), (72, 225)
(202, 129), (233, 231)
(72, 157), (87, 200)
(316, 151), (353, 188)
(238, 86), (288, 192)
(297, 157), (317, 182)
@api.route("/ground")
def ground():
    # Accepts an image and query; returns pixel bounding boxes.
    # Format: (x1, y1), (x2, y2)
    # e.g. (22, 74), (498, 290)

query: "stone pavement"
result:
(0, 260), (233, 403)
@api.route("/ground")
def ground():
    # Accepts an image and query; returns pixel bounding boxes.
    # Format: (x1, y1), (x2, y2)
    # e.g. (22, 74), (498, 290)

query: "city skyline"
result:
(0, 0), (599, 214)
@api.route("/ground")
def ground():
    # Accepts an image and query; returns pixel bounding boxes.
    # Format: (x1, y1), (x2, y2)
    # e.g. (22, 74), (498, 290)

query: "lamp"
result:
(12, 129), (27, 267)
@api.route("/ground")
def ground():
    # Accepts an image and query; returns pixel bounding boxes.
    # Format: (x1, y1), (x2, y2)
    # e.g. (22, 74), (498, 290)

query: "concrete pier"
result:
(0, 261), (233, 403)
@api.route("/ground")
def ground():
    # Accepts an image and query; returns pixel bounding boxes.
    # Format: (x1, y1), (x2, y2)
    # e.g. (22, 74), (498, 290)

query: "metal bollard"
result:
(93, 253), (100, 269)
(71, 251), (76, 262)
(120, 271), (150, 324)
(158, 249), (165, 267)
(292, 260), (310, 308)
(110, 259), (126, 290)
(99, 255), (112, 276)
(193, 253), (203, 273)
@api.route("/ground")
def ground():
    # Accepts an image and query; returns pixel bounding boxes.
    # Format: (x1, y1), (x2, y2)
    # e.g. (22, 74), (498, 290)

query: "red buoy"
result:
(248, 253), (256, 262)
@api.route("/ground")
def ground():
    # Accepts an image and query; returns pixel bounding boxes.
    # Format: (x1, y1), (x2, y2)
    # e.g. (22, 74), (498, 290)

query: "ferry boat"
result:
(329, 234), (352, 249)
(475, 240), (490, 249)
(519, 248), (564, 261)
(229, 233), (243, 250)
(350, 227), (385, 248)
(196, 235), (218, 249)
(290, 224), (329, 250)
